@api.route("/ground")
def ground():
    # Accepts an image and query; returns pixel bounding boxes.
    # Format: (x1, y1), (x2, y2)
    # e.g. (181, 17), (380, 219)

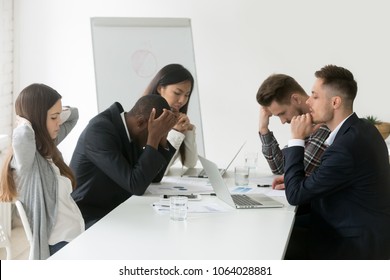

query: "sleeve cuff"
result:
(288, 139), (305, 147)
(167, 129), (185, 150)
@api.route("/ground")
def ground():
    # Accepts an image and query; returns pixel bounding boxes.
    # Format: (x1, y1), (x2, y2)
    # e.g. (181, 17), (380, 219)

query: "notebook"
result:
(182, 142), (246, 178)
(198, 155), (284, 209)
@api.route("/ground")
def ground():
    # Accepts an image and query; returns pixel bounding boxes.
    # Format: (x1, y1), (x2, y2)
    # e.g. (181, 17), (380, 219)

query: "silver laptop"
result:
(182, 142), (246, 178)
(199, 155), (284, 209)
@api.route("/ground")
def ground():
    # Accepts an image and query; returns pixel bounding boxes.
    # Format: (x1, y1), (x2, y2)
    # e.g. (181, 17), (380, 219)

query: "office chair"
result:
(0, 223), (12, 260)
(15, 200), (33, 260)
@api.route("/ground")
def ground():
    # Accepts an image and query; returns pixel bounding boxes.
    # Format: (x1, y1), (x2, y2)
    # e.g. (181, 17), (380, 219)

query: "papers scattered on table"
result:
(147, 172), (286, 200)
(231, 187), (252, 193)
(248, 175), (286, 197)
(152, 202), (170, 212)
(152, 201), (231, 214)
(235, 186), (286, 197)
(258, 188), (286, 197)
(148, 177), (213, 195)
(227, 185), (285, 197)
(248, 174), (275, 185)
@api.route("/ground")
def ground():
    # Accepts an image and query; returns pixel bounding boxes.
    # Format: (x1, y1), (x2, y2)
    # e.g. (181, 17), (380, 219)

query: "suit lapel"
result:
(333, 113), (359, 142)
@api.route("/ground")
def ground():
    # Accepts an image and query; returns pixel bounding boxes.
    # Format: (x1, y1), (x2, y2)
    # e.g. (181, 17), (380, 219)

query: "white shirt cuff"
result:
(288, 139), (305, 147)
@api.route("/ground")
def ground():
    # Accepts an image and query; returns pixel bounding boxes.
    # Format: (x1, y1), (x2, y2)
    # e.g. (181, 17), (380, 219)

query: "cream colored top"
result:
(166, 127), (198, 172)
(48, 161), (85, 245)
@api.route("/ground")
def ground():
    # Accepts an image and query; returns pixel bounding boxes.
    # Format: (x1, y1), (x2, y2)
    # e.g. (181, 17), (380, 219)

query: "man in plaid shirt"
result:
(256, 74), (330, 189)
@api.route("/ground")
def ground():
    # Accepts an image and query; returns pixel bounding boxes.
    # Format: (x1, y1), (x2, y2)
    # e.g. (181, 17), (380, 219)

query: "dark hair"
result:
(144, 64), (194, 114)
(15, 84), (62, 157)
(256, 74), (306, 106)
(129, 94), (171, 119)
(144, 64), (194, 164)
(1, 84), (76, 202)
(314, 65), (357, 104)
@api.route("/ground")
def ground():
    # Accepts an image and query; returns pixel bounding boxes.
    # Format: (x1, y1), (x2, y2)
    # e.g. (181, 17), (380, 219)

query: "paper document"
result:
(152, 201), (231, 213)
(228, 185), (285, 197)
(147, 177), (213, 195)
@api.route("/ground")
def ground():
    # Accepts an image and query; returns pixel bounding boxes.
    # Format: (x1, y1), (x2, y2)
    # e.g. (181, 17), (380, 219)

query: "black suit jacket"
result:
(70, 102), (175, 227)
(284, 113), (390, 259)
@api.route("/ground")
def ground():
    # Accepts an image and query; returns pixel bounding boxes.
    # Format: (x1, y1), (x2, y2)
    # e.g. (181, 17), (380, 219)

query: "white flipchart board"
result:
(91, 17), (205, 156)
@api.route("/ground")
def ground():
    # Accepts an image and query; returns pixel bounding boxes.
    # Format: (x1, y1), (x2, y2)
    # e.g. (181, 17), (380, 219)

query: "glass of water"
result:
(170, 196), (188, 221)
(234, 166), (249, 186)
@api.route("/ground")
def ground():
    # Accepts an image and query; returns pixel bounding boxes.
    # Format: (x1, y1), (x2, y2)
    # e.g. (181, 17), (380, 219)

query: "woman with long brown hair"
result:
(0, 83), (84, 259)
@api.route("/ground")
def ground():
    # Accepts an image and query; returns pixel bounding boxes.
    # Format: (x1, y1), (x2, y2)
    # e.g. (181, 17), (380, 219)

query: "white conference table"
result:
(50, 169), (296, 260)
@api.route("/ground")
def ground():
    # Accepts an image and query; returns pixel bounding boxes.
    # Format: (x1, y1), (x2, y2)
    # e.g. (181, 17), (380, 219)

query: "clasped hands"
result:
(173, 112), (194, 133)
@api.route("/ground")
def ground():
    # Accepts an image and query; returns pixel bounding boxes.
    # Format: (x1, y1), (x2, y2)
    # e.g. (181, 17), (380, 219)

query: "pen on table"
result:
(257, 184), (271, 188)
(152, 204), (170, 207)
(199, 193), (216, 196)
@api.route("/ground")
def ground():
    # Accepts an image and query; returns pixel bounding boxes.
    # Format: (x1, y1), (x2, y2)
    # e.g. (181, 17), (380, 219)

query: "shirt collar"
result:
(121, 112), (132, 143)
(325, 113), (354, 146)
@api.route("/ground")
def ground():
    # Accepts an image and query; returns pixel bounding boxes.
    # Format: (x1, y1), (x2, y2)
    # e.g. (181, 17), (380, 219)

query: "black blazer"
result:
(70, 102), (175, 227)
(284, 113), (390, 259)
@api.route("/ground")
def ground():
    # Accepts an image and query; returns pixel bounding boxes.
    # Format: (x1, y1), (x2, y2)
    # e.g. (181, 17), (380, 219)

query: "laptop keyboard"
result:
(232, 194), (263, 206)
